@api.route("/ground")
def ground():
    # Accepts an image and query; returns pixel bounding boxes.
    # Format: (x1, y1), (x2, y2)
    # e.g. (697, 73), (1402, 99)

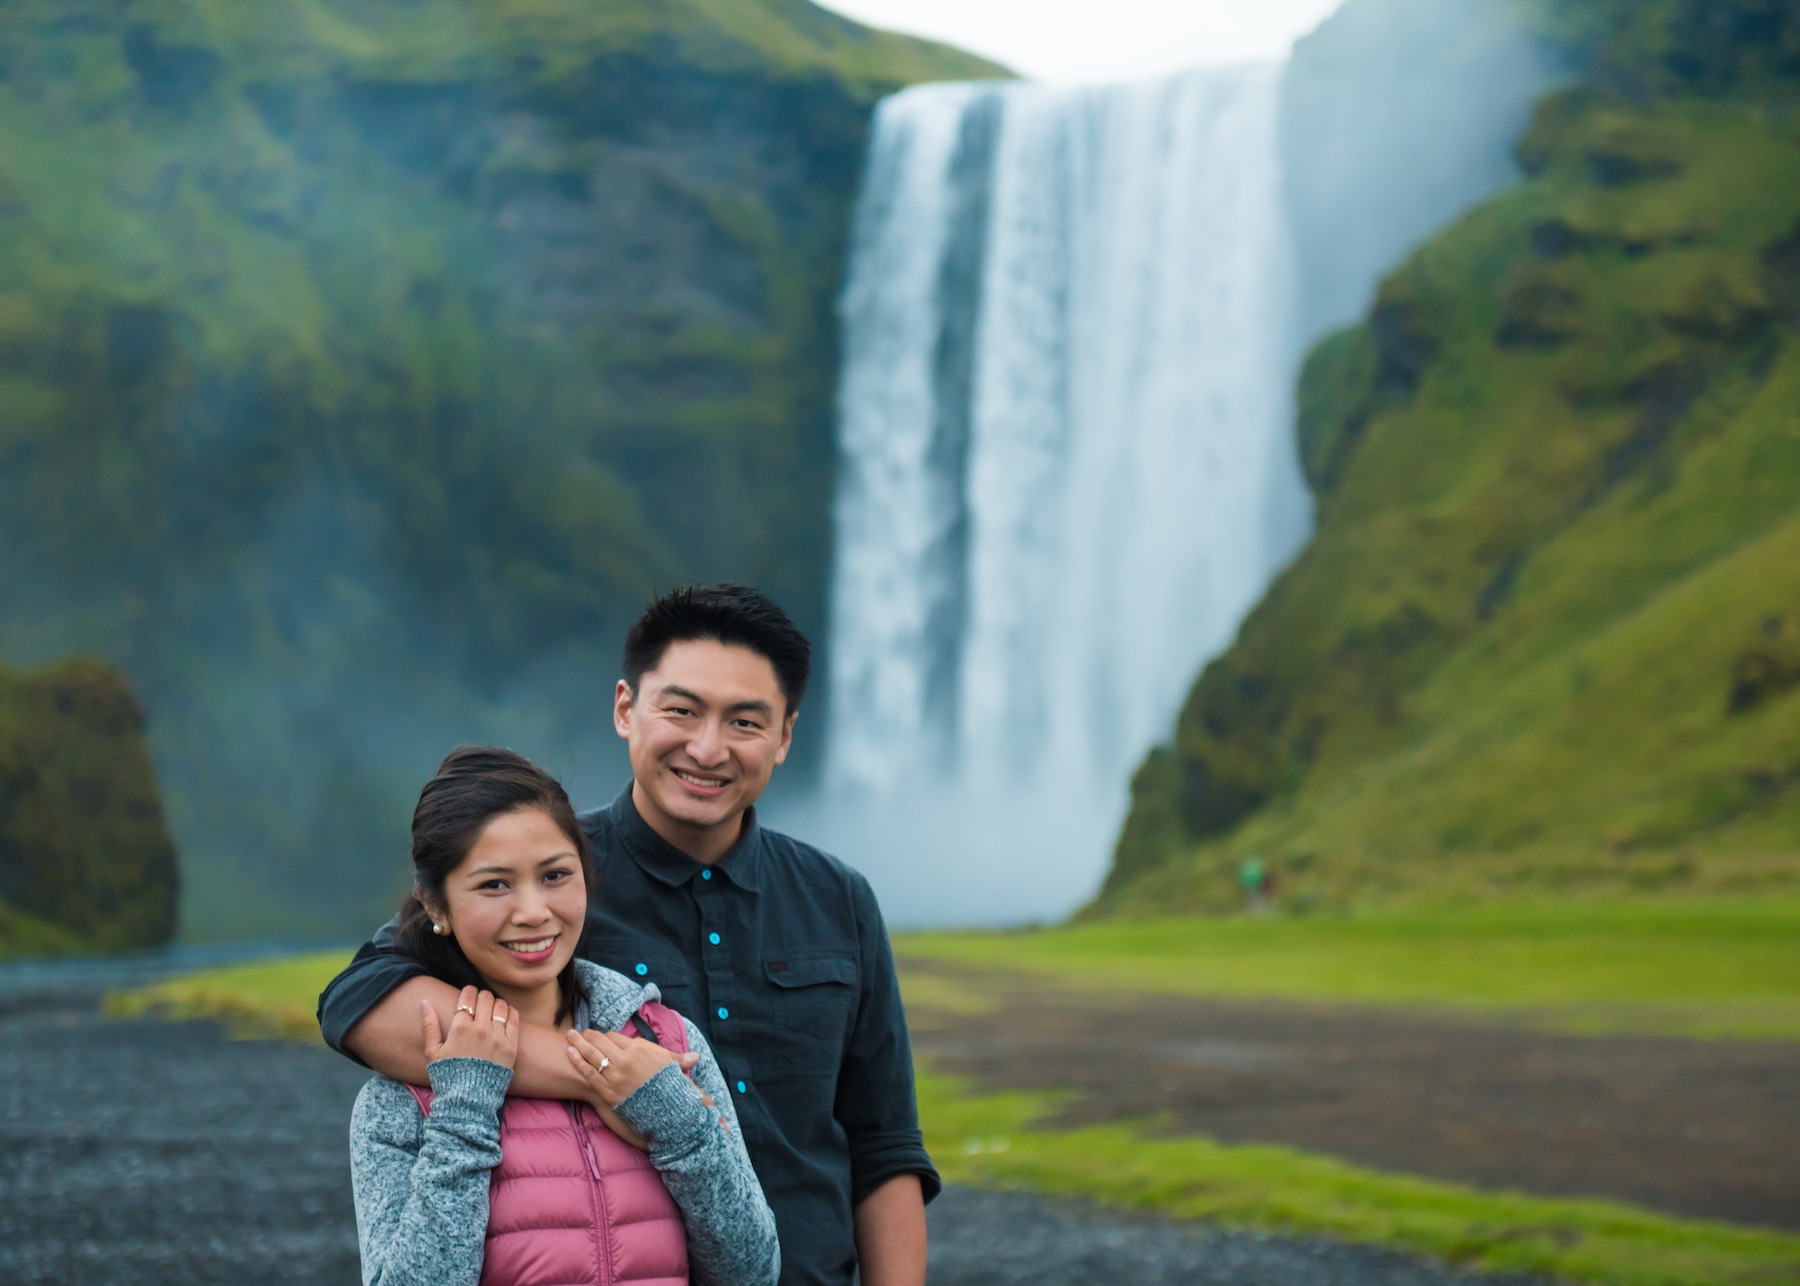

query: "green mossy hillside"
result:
(0, 1), (999, 937)
(0, 657), (179, 953)
(1101, 2), (1800, 913)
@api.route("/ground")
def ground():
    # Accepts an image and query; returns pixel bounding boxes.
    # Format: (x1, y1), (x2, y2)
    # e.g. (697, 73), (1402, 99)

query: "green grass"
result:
(900, 897), (1800, 1040)
(918, 1072), (1800, 1286)
(107, 950), (350, 1040)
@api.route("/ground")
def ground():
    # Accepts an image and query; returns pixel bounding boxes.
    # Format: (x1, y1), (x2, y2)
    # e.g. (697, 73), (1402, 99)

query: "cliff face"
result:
(1103, 0), (1800, 913)
(0, 658), (178, 954)
(0, 0), (1000, 937)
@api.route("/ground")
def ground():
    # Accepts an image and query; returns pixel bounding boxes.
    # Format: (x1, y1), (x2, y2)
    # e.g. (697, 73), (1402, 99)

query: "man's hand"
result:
(854, 1174), (926, 1286)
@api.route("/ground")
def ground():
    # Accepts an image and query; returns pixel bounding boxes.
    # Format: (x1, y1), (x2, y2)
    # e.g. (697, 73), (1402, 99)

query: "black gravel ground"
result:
(0, 982), (1540, 1286)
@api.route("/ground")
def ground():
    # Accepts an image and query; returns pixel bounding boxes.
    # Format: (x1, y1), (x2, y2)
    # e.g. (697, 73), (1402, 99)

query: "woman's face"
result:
(438, 806), (586, 998)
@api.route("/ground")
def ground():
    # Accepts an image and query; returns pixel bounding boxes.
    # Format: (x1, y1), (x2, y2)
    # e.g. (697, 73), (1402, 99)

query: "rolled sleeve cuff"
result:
(425, 1056), (513, 1125)
(850, 1135), (941, 1207)
(316, 952), (428, 1061)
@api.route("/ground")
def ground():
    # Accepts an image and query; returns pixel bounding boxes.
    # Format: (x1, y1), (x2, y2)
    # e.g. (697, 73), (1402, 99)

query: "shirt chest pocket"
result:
(764, 954), (857, 1071)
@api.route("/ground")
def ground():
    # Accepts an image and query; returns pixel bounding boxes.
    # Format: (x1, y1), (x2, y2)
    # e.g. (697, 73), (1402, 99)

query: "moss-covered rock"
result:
(1100, 0), (1800, 915)
(0, 657), (178, 953)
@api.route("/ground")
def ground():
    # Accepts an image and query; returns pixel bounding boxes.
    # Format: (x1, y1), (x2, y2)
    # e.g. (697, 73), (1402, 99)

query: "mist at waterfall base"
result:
(765, 69), (1306, 929)
(766, 0), (1565, 930)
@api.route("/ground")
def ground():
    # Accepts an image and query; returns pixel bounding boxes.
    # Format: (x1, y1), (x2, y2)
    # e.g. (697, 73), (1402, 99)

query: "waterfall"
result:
(810, 67), (1308, 926)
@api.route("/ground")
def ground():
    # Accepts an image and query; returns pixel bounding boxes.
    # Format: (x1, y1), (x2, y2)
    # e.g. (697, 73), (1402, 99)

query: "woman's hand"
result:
(564, 1027), (679, 1106)
(422, 987), (519, 1070)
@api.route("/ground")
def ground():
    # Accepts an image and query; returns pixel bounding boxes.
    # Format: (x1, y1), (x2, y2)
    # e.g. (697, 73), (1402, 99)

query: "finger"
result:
(569, 1035), (613, 1071)
(475, 990), (495, 1027)
(492, 997), (509, 1030)
(455, 985), (479, 1026)
(677, 1051), (700, 1072)
(578, 1029), (626, 1062)
(421, 1000), (443, 1056)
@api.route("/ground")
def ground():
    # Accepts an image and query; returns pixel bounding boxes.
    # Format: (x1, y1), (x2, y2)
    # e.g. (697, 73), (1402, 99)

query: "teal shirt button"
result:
(709, 932), (721, 945)
(635, 963), (648, 976)
(717, 1007), (729, 1020)
(736, 1080), (747, 1094)
(701, 870), (712, 880)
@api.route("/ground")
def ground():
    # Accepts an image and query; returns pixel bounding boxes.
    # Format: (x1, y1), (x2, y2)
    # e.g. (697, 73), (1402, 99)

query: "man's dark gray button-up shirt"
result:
(317, 786), (940, 1286)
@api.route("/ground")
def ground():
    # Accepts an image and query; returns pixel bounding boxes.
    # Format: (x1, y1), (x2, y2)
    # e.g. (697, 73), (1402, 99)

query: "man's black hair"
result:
(623, 583), (811, 714)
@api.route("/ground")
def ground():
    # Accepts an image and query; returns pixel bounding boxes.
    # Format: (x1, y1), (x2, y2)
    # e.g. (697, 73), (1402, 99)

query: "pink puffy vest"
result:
(410, 1004), (691, 1286)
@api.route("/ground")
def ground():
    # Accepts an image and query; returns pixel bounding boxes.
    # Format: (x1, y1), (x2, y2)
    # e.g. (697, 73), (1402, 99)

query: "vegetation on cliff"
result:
(1103, 0), (1800, 913)
(0, 657), (178, 953)
(0, 1), (999, 937)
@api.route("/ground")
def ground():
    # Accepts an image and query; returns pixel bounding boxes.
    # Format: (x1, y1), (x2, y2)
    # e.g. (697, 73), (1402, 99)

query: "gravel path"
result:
(0, 985), (1538, 1285)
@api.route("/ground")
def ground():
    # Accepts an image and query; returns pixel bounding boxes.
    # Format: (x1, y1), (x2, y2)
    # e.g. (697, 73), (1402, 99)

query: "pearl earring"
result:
(432, 923), (446, 935)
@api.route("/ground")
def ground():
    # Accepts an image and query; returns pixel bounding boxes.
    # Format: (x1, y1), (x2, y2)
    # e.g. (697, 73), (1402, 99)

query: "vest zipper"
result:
(571, 1103), (604, 1181)
(568, 1102), (613, 1284)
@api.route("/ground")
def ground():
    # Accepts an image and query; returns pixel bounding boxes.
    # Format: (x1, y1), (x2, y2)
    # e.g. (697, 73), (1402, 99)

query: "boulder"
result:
(0, 657), (178, 952)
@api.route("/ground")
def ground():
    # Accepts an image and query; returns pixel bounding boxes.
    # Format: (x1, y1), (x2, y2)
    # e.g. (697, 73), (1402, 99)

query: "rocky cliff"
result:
(0, 657), (178, 953)
(1102, 0), (1800, 913)
(0, 0), (1000, 937)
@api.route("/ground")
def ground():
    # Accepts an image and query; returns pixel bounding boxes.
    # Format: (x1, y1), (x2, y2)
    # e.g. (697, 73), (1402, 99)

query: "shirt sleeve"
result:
(317, 917), (428, 1062)
(834, 873), (942, 1207)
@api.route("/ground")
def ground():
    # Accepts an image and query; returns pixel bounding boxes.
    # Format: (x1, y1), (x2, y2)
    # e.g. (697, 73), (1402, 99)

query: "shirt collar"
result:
(609, 783), (763, 893)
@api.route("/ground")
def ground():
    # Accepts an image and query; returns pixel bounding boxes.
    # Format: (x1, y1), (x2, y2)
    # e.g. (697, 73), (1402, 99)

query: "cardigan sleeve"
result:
(349, 1059), (511, 1286)
(613, 1020), (781, 1286)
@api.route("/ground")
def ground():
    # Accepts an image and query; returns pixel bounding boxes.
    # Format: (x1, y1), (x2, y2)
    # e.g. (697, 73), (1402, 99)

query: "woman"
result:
(349, 746), (779, 1286)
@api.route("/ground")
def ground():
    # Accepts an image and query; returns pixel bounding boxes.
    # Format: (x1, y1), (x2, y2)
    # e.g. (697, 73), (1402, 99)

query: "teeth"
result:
(674, 770), (725, 787)
(503, 938), (554, 953)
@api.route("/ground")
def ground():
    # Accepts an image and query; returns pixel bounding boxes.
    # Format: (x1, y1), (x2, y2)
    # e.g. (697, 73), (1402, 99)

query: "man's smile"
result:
(672, 768), (731, 791)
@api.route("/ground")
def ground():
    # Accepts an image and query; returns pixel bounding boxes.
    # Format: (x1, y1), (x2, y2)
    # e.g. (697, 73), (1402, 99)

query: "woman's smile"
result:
(499, 935), (559, 964)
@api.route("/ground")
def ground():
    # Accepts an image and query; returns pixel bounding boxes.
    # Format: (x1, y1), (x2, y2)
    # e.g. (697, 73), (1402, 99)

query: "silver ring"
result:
(492, 1014), (507, 1025)
(599, 1057), (611, 1072)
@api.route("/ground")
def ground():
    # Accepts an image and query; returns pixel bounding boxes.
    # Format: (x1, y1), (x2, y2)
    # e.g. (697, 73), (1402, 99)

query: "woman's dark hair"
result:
(623, 582), (811, 715)
(396, 745), (593, 1026)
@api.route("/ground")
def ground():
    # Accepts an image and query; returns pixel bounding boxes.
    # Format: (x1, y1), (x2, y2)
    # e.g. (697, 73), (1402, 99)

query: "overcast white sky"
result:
(817, 0), (1349, 84)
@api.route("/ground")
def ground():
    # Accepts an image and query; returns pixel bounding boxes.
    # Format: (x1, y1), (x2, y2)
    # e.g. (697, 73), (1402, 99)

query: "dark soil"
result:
(902, 959), (1800, 1232)
(0, 978), (1541, 1285)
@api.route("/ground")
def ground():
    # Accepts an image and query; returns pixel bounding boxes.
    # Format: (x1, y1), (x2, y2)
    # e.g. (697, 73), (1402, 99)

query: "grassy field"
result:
(109, 901), (1800, 1285)
(108, 950), (350, 1041)
(898, 897), (1800, 1041)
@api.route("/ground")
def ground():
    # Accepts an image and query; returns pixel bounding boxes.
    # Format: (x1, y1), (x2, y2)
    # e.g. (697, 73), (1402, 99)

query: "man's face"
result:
(615, 638), (796, 847)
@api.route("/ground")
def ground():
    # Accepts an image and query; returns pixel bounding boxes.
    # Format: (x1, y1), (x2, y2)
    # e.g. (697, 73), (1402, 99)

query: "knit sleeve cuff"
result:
(425, 1057), (512, 1125)
(615, 1061), (713, 1153)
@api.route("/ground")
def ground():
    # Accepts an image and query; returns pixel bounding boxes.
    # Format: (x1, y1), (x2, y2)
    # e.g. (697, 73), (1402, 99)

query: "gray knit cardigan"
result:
(349, 959), (779, 1286)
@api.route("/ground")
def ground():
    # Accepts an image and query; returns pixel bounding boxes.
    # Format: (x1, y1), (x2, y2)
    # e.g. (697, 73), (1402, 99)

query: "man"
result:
(317, 584), (935, 1286)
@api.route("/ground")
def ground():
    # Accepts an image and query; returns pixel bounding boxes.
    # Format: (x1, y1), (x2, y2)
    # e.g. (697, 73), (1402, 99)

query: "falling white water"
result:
(793, 67), (1309, 926)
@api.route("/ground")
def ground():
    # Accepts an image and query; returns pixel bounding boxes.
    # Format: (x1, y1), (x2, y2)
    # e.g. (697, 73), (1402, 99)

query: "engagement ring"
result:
(457, 1004), (476, 1016)
(599, 1057), (611, 1071)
